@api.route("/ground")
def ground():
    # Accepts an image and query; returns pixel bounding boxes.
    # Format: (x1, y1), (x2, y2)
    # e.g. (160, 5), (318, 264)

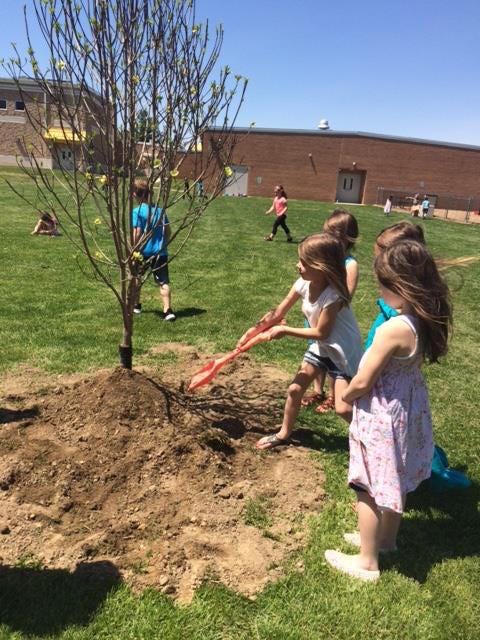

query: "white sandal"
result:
(325, 549), (380, 582)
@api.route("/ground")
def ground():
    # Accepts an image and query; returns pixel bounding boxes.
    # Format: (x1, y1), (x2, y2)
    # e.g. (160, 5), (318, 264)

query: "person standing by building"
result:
(264, 185), (293, 242)
(196, 179), (205, 200)
(132, 179), (176, 321)
(182, 177), (190, 200)
(421, 195), (430, 219)
(383, 195), (393, 216)
(410, 193), (420, 217)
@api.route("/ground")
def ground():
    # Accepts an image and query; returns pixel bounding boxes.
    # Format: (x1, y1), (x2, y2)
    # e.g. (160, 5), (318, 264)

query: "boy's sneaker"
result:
(133, 304), (142, 315)
(163, 308), (176, 321)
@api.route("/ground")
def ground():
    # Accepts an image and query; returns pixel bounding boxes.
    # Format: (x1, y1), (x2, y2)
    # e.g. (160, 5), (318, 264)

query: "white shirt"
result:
(294, 279), (363, 378)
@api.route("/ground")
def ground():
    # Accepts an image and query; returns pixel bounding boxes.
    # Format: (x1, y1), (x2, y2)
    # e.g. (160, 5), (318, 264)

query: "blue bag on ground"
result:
(430, 446), (472, 492)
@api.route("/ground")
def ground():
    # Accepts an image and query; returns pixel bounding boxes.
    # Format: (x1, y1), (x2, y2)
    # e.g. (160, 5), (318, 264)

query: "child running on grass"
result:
(302, 209), (360, 413)
(132, 179), (176, 320)
(264, 185), (293, 242)
(325, 240), (452, 582)
(237, 232), (363, 450)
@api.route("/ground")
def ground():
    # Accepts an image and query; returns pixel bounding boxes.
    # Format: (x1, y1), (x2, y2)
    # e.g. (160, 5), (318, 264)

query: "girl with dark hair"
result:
(237, 232), (363, 450)
(264, 185), (293, 242)
(31, 210), (59, 236)
(325, 240), (452, 582)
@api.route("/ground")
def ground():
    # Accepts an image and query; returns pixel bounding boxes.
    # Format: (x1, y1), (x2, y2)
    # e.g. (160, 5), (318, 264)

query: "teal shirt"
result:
(132, 203), (169, 258)
(364, 298), (398, 349)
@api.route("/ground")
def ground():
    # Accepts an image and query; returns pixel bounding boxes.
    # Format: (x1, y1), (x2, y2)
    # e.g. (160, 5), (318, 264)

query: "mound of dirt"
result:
(0, 347), (325, 601)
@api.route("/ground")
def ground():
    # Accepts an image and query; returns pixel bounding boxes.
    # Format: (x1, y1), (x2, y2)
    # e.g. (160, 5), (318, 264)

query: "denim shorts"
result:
(303, 349), (350, 380)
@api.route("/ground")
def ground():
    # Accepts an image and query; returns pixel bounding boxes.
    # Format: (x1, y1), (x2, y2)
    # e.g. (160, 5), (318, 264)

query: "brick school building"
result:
(0, 77), (104, 171)
(197, 127), (480, 210)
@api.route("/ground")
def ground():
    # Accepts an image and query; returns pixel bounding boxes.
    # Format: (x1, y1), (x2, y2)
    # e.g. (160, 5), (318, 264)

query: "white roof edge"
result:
(207, 126), (480, 152)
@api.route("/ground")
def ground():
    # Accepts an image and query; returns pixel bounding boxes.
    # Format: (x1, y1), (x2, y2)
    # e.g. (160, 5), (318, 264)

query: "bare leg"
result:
(159, 283), (172, 313)
(257, 361), (318, 448)
(314, 374), (339, 414)
(326, 375), (334, 399)
(357, 492), (381, 570)
(379, 495), (405, 550)
(277, 362), (318, 440)
(324, 491), (381, 580)
(333, 377), (352, 423)
(313, 369), (326, 395)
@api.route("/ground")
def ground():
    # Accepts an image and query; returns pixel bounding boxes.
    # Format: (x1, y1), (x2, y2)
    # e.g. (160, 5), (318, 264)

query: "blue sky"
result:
(2, 0), (479, 145)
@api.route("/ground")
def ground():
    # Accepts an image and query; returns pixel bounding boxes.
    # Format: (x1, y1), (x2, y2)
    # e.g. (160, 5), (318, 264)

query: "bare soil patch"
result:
(0, 346), (325, 601)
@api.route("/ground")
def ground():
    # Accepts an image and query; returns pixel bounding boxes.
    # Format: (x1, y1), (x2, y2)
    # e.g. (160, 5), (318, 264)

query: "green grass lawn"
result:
(1, 167), (480, 639)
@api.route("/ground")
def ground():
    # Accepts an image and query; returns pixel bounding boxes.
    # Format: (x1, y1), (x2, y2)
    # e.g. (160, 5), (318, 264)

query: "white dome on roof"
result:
(318, 119), (330, 130)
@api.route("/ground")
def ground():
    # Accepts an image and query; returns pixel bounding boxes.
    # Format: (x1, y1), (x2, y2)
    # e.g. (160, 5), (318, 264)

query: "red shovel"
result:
(187, 322), (284, 392)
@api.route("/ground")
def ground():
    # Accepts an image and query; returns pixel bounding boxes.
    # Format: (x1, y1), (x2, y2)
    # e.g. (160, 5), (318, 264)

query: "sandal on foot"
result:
(301, 392), (324, 407)
(264, 235), (273, 241)
(256, 434), (290, 450)
(343, 531), (397, 554)
(315, 396), (335, 414)
(324, 550), (380, 582)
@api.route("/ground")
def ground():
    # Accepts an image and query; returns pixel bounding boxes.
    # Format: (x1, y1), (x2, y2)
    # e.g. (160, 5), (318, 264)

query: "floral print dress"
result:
(348, 315), (434, 513)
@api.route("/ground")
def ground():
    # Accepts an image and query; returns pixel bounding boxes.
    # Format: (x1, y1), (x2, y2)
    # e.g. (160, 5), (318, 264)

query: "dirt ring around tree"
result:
(0, 345), (325, 601)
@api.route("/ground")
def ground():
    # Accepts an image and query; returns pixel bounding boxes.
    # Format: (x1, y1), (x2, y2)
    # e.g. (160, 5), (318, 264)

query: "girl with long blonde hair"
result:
(303, 209), (360, 413)
(237, 232), (363, 449)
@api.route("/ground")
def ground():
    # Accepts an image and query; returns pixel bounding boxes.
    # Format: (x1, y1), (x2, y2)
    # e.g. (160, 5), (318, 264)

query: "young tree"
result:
(5, 0), (247, 368)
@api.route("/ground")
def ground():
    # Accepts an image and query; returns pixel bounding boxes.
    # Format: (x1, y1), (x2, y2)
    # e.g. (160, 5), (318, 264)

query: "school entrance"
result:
(53, 145), (75, 171)
(223, 165), (249, 196)
(336, 170), (365, 203)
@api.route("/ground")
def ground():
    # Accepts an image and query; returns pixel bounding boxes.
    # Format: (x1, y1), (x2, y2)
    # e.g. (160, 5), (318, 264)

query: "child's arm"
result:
(342, 320), (413, 403)
(269, 300), (342, 341)
(163, 214), (171, 244)
(236, 284), (301, 347)
(265, 198), (275, 215)
(346, 260), (359, 297)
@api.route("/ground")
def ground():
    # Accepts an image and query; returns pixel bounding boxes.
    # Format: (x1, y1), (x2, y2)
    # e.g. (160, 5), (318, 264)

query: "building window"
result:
(0, 99), (6, 110)
(343, 177), (353, 190)
(15, 101), (25, 111)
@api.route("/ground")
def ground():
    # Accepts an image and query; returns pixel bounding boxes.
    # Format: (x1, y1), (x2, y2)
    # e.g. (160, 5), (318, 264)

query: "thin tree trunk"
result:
(119, 278), (137, 369)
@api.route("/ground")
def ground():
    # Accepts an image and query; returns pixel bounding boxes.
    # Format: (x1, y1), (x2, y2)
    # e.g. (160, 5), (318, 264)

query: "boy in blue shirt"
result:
(132, 179), (175, 321)
(421, 196), (430, 219)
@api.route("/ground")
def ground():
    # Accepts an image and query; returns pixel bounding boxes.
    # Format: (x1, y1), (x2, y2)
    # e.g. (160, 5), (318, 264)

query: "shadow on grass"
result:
(384, 481), (480, 583)
(0, 407), (39, 424)
(0, 560), (121, 637)
(152, 306), (206, 319)
(292, 427), (349, 453)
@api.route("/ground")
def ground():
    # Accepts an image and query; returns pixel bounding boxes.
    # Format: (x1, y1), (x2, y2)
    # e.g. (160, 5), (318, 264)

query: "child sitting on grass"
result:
(31, 210), (59, 236)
